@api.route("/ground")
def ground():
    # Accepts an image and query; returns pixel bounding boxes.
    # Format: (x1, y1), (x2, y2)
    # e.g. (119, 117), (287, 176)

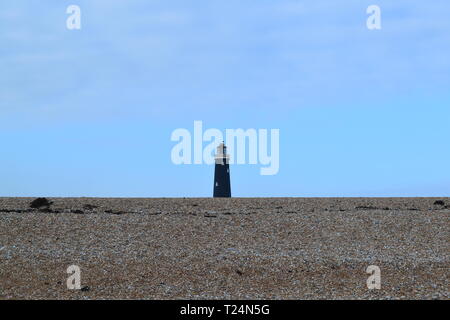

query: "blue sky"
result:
(1, 0), (449, 197)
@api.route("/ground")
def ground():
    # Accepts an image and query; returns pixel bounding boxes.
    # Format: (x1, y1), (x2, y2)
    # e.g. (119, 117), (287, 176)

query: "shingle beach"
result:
(0, 197), (448, 300)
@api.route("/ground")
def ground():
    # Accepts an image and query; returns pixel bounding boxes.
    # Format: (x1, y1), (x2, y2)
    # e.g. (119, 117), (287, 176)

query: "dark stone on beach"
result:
(0, 209), (24, 213)
(30, 198), (53, 209)
(81, 286), (90, 292)
(433, 200), (445, 206)
(355, 206), (378, 210)
(83, 204), (98, 210)
(73, 210), (84, 214)
(204, 213), (217, 218)
(39, 208), (61, 213)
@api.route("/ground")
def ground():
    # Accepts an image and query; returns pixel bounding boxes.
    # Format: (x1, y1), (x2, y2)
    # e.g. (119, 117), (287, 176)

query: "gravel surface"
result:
(0, 197), (448, 300)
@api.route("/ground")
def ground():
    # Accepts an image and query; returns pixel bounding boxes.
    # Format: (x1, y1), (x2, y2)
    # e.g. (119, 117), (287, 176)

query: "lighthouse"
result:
(213, 142), (231, 198)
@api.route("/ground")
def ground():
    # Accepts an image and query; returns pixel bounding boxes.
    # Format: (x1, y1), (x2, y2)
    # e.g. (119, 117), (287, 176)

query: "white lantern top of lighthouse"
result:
(215, 142), (230, 162)
(217, 142), (226, 155)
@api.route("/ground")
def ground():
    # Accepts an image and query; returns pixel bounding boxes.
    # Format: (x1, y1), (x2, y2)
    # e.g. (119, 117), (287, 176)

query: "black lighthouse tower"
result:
(213, 142), (231, 197)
